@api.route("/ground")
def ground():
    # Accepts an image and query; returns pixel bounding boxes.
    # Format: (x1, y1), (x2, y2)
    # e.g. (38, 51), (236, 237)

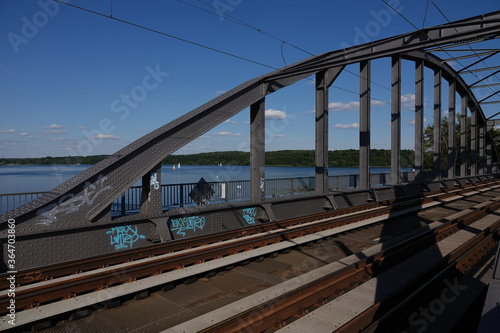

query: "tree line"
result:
(1, 150), (415, 168)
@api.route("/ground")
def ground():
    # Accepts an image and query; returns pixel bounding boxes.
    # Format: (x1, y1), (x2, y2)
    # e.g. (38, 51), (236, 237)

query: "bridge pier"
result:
(433, 68), (442, 180)
(359, 61), (371, 189)
(415, 59), (424, 183)
(250, 98), (266, 201)
(448, 80), (457, 179)
(315, 67), (343, 194)
(461, 94), (468, 176)
(141, 162), (162, 216)
(391, 56), (402, 185)
(471, 107), (477, 175)
(480, 124), (486, 174)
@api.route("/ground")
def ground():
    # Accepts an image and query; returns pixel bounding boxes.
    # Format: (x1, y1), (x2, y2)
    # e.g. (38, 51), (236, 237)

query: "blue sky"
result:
(0, 0), (499, 158)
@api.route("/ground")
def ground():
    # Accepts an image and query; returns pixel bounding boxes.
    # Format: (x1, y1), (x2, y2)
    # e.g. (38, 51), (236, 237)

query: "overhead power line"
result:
(431, 1), (500, 100)
(56, 0), (440, 119)
(54, 0), (278, 71)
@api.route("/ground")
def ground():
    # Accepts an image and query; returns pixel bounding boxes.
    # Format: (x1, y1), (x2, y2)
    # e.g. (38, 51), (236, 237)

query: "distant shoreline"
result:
(0, 149), (415, 168)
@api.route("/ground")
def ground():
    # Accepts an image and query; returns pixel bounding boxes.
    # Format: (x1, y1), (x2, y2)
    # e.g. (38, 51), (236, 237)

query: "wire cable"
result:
(382, 0), (420, 31)
(193, 0), (315, 57)
(431, 1), (500, 99)
(423, 0), (430, 28)
(281, 42), (287, 67)
(180, 0), (434, 116)
(57, 0), (437, 124)
(54, 0), (278, 71)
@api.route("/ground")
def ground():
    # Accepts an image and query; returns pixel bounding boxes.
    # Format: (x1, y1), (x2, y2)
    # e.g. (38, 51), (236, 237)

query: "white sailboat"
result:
(178, 163), (181, 169)
(172, 164), (176, 170)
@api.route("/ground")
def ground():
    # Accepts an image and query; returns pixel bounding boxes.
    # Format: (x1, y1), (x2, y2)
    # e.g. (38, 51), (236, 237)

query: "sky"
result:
(0, 0), (499, 158)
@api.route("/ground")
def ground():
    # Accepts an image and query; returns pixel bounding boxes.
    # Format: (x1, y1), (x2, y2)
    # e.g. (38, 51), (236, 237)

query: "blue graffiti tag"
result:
(170, 216), (205, 237)
(242, 207), (257, 225)
(107, 225), (146, 250)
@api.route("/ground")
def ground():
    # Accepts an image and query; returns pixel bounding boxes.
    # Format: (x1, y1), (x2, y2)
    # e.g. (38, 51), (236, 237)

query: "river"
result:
(0, 164), (410, 194)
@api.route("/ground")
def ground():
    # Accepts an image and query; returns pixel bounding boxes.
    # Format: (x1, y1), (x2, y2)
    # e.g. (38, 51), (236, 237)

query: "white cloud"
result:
(401, 93), (415, 104)
(272, 134), (287, 138)
(312, 100), (387, 113)
(44, 124), (67, 134)
(212, 131), (242, 136)
(51, 137), (65, 141)
(0, 145), (5, 148)
(92, 134), (121, 140)
(329, 101), (360, 111)
(19, 132), (32, 138)
(215, 90), (226, 96)
(78, 126), (89, 130)
(0, 129), (15, 133)
(265, 109), (287, 120)
(371, 100), (387, 107)
(334, 122), (359, 129)
(44, 124), (64, 129)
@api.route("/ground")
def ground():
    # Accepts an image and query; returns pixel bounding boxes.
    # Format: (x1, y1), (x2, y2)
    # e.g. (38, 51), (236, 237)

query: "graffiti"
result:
(242, 207), (257, 225)
(150, 172), (160, 190)
(170, 216), (205, 237)
(36, 175), (111, 225)
(106, 225), (146, 250)
(260, 177), (265, 193)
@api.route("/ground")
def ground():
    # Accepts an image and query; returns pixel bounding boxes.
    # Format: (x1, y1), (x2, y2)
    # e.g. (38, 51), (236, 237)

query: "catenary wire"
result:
(56, 0), (436, 124)
(431, 1), (500, 99)
(181, 0), (426, 115)
(54, 0), (278, 71)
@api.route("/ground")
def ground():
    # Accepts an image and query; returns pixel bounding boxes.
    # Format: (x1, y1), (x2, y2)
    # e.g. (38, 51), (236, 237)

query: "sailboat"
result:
(178, 163), (181, 169)
(172, 164), (176, 170)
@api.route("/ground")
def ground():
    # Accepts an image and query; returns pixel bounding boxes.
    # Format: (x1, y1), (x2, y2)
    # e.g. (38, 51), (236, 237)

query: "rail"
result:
(0, 172), (414, 215)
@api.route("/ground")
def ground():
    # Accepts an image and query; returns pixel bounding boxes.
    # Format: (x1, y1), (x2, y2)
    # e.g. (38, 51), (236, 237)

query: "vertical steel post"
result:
(315, 71), (329, 194)
(460, 95), (468, 176)
(391, 56), (401, 185)
(448, 81), (456, 179)
(470, 107), (477, 176)
(359, 61), (371, 189)
(250, 97), (266, 201)
(479, 124), (485, 175)
(415, 60), (424, 183)
(433, 69), (442, 180)
(487, 142), (492, 174)
(141, 162), (162, 215)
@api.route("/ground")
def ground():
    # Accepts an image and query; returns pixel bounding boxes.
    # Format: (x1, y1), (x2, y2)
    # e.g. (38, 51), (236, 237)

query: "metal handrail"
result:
(1, 172), (412, 215)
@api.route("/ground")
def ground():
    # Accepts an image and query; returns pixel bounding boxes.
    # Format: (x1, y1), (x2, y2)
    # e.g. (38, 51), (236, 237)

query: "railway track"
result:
(167, 192), (500, 332)
(2, 179), (500, 331)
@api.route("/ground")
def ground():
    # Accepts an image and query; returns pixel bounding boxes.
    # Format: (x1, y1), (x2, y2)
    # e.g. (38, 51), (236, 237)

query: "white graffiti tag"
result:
(150, 172), (160, 190)
(170, 216), (205, 237)
(107, 225), (146, 250)
(242, 207), (257, 225)
(36, 175), (111, 225)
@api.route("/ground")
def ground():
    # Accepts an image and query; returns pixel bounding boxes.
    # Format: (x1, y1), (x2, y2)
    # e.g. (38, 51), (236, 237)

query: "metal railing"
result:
(1, 172), (413, 215)
(0, 192), (46, 215)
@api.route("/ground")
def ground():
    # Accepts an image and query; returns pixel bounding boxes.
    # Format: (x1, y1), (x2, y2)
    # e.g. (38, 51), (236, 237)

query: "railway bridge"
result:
(1, 9), (500, 333)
